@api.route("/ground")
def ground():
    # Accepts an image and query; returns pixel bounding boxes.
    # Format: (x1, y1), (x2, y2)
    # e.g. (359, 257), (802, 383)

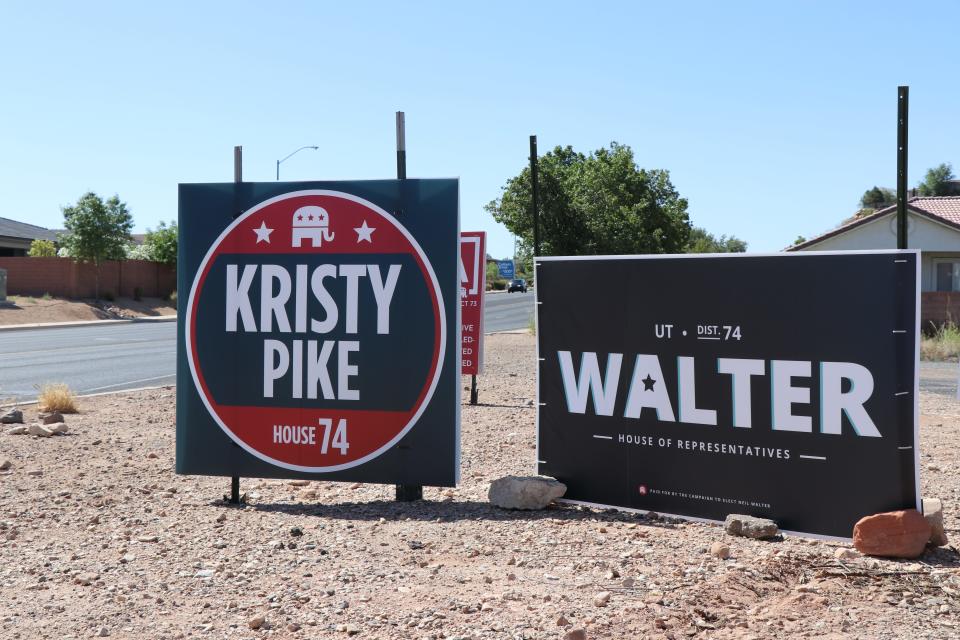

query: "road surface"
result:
(0, 291), (536, 402)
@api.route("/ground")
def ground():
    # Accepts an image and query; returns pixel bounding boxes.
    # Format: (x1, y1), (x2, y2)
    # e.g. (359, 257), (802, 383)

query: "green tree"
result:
(860, 186), (895, 209)
(685, 227), (747, 253)
(60, 192), (133, 299)
(27, 239), (57, 257)
(485, 142), (691, 261)
(918, 163), (956, 196)
(792, 235), (807, 246)
(142, 220), (178, 266)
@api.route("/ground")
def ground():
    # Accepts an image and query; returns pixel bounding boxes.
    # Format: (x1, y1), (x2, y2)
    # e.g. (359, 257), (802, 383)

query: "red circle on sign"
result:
(185, 190), (446, 472)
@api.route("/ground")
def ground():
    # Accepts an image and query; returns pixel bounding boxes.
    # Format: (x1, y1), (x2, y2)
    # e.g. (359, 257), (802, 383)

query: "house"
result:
(787, 196), (960, 326)
(0, 217), (59, 256)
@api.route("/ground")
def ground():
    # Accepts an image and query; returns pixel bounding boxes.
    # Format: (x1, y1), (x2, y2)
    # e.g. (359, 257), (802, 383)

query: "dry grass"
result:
(36, 383), (78, 413)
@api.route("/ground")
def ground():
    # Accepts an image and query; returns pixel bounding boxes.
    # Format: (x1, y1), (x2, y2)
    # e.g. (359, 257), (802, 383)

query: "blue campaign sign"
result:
(497, 259), (515, 280)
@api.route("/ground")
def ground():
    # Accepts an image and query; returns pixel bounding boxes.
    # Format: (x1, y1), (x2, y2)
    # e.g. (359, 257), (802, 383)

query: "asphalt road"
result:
(0, 322), (178, 402)
(0, 291), (536, 403)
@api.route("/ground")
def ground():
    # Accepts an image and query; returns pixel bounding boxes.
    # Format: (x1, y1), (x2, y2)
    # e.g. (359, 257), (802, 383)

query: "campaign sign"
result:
(460, 232), (486, 375)
(497, 259), (515, 280)
(176, 180), (459, 485)
(536, 251), (919, 539)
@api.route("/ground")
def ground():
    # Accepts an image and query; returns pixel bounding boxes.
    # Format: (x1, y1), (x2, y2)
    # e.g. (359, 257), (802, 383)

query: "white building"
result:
(787, 196), (960, 326)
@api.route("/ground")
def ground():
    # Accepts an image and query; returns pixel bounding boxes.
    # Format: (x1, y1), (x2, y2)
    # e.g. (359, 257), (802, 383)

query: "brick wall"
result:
(0, 257), (175, 299)
(921, 292), (960, 329)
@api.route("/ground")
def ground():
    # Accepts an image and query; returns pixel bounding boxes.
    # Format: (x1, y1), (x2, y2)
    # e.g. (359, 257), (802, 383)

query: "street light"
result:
(276, 145), (319, 181)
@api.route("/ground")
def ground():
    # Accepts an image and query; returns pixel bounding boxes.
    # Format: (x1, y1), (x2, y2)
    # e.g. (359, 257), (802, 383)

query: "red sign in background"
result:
(460, 232), (486, 375)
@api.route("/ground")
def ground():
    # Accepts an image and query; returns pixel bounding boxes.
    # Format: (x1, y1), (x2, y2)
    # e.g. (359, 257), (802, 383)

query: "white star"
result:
(253, 221), (273, 244)
(354, 220), (375, 243)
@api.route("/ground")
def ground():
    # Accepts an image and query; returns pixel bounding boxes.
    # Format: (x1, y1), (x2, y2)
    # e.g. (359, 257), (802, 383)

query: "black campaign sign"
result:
(176, 180), (459, 485)
(536, 252), (919, 538)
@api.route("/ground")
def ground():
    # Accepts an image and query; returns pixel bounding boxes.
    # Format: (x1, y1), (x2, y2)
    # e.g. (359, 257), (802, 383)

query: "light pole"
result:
(276, 145), (319, 180)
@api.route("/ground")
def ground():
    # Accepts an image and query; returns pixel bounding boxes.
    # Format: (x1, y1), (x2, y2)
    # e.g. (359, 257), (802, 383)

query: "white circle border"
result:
(185, 189), (447, 473)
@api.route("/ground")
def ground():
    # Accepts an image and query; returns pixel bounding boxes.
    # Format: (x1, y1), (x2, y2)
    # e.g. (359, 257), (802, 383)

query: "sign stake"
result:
(470, 374), (478, 404)
(229, 144), (243, 505)
(897, 86), (909, 250)
(395, 111), (423, 503)
(530, 135), (541, 257)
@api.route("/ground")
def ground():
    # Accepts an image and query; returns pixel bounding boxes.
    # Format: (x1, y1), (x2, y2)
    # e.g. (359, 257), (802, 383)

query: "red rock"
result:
(853, 510), (931, 558)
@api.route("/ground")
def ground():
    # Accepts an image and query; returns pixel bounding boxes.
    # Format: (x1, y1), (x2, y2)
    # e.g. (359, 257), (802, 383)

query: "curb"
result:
(0, 315), (177, 332)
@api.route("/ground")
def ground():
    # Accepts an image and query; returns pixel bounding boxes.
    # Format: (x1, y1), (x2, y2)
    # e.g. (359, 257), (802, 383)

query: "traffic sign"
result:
(177, 180), (459, 485)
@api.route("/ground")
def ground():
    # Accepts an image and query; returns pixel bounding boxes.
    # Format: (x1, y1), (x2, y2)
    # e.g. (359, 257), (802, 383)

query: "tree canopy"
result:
(918, 163), (956, 196)
(60, 192), (133, 297)
(143, 220), (178, 266)
(685, 227), (747, 253)
(860, 186), (895, 209)
(485, 142), (691, 259)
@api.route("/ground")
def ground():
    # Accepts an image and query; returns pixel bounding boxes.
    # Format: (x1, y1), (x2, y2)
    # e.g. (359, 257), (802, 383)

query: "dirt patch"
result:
(0, 296), (175, 325)
(0, 333), (958, 639)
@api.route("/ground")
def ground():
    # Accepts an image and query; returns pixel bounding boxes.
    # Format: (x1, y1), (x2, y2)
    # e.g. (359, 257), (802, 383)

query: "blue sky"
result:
(1, 1), (957, 258)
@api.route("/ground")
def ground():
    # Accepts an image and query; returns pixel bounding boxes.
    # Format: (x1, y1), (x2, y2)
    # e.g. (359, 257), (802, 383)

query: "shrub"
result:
(37, 383), (78, 413)
(42, 292), (51, 300)
(28, 239), (57, 257)
(169, 290), (177, 305)
(921, 321), (960, 361)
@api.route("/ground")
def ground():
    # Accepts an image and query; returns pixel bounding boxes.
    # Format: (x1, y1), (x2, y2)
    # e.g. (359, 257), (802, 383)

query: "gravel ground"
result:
(1, 333), (960, 639)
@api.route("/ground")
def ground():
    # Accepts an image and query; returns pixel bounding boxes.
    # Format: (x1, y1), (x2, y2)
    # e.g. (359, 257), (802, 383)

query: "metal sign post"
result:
(395, 111), (423, 503)
(229, 145), (243, 505)
(530, 135), (541, 258)
(897, 86), (909, 250)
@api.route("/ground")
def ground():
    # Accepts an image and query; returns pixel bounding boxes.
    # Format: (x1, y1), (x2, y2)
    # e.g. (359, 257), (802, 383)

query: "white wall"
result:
(797, 212), (960, 291)
(800, 212), (960, 252)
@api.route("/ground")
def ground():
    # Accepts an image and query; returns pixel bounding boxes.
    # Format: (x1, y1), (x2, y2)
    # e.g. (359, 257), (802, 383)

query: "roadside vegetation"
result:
(36, 383), (78, 413)
(921, 321), (960, 361)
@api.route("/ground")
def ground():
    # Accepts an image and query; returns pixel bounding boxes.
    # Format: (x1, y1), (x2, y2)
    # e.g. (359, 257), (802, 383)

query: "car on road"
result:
(507, 278), (527, 293)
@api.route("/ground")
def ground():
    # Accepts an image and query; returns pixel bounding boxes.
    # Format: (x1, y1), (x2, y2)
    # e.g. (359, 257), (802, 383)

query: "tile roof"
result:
(913, 196), (960, 225)
(0, 217), (59, 242)
(787, 196), (960, 251)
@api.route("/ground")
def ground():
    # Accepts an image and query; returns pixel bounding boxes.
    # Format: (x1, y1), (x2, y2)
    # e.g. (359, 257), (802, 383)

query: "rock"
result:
(39, 412), (63, 425)
(290, 526), (303, 537)
(556, 615), (570, 627)
(5, 426), (27, 435)
(137, 535), (159, 543)
(75, 572), (99, 586)
(853, 510), (931, 558)
(564, 629), (588, 640)
(288, 480), (310, 487)
(710, 542), (731, 559)
(487, 475), (566, 510)
(0, 460), (10, 471)
(593, 591), (611, 607)
(248, 614), (265, 630)
(195, 569), (214, 578)
(47, 422), (68, 435)
(923, 498), (948, 547)
(26, 468), (42, 476)
(98, 626), (110, 637)
(834, 547), (859, 561)
(27, 424), (53, 437)
(287, 622), (301, 632)
(724, 514), (779, 539)
(0, 409), (23, 424)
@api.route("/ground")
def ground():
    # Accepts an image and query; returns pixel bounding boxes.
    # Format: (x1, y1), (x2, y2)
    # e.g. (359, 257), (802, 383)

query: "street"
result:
(0, 291), (536, 402)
